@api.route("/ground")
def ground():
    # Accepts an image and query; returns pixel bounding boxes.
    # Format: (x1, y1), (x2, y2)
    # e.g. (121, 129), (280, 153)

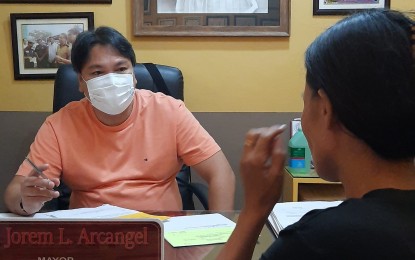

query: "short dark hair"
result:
(71, 26), (136, 73)
(305, 10), (415, 160)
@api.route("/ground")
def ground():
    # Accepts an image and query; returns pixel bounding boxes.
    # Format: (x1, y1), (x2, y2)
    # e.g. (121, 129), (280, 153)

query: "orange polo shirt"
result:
(17, 89), (220, 211)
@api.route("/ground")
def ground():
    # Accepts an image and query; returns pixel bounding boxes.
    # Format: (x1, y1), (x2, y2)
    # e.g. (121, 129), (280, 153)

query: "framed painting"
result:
(0, 0), (111, 3)
(184, 16), (202, 26)
(133, 0), (290, 37)
(234, 15), (257, 26)
(313, 0), (390, 15)
(10, 12), (94, 80)
(144, 0), (151, 14)
(158, 18), (177, 26)
(206, 16), (229, 26)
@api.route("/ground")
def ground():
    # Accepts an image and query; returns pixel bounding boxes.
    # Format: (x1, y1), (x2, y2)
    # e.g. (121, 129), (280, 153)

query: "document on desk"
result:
(0, 205), (135, 219)
(164, 213), (236, 247)
(0, 204), (170, 222)
(268, 200), (342, 237)
(33, 204), (138, 219)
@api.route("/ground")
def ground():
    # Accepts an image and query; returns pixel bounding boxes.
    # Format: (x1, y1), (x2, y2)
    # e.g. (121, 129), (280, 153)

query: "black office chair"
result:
(47, 63), (208, 211)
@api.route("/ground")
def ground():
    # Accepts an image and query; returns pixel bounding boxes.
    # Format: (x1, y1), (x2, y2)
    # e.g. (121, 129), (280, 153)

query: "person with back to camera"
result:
(217, 9), (415, 259)
(4, 26), (235, 215)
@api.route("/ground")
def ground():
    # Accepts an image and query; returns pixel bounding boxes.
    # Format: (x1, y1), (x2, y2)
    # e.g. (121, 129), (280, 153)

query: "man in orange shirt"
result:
(4, 26), (235, 215)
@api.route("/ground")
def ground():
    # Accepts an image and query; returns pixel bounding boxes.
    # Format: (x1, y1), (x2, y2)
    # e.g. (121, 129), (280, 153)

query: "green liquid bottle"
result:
(288, 128), (311, 174)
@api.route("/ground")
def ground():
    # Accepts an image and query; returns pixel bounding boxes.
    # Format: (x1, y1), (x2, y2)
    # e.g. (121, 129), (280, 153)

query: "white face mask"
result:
(83, 73), (135, 115)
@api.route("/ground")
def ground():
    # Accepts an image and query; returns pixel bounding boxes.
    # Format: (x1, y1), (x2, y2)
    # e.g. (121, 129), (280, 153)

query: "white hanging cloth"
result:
(175, 0), (264, 13)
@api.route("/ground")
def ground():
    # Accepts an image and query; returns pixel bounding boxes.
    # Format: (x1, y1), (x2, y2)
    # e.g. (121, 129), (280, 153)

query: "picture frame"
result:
(184, 16), (202, 26)
(158, 18), (176, 26)
(0, 0), (110, 3)
(133, 0), (290, 37)
(206, 16), (229, 26)
(234, 16), (257, 26)
(260, 19), (279, 26)
(313, 0), (390, 15)
(144, 0), (151, 14)
(11, 12), (94, 80)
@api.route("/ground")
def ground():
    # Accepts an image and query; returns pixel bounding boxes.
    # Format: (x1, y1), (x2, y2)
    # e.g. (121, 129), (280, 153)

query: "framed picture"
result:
(261, 19), (279, 26)
(0, 0), (110, 3)
(184, 16), (202, 26)
(206, 16), (229, 26)
(133, 0), (290, 37)
(235, 16), (257, 26)
(11, 12), (94, 80)
(313, 0), (390, 15)
(144, 0), (151, 14)
(158, 18), (176, 26)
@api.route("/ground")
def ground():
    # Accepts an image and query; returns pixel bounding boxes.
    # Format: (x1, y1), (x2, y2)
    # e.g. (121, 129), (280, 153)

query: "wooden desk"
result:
(161, 211), (275, 260)
(0, 210), (275, 260)
(282, 168), (345, 202)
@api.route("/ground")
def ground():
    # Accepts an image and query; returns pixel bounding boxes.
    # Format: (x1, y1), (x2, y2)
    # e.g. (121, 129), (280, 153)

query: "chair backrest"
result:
(49, 63), (201, 210)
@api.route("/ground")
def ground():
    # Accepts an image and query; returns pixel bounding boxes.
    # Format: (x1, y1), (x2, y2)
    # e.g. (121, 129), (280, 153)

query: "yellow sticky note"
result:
(118, 212), (170, 221)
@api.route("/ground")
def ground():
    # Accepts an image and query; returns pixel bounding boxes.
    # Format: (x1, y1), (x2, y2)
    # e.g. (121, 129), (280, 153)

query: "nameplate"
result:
(0, 219), (163, 259)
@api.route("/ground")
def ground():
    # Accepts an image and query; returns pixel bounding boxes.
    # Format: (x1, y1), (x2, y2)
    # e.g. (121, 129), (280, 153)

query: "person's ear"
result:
(78, 74), (87, 94)
(132, 73), (137, 87)
(317, 89), (337, 130)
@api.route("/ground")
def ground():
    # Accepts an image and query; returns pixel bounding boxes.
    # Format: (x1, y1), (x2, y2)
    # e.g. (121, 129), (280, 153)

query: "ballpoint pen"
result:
(25, 156), (49, 179)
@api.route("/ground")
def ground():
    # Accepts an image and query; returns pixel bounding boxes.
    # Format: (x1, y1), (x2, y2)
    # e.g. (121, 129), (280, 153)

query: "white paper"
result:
(268, 200), (342, 235)
(164, 213), (235, 232)
(0, 213), (23, 218)
(32, 204), (138, 219)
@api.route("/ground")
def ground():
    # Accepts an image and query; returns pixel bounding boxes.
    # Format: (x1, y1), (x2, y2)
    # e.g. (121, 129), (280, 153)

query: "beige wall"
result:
(0, 0), (412, 112)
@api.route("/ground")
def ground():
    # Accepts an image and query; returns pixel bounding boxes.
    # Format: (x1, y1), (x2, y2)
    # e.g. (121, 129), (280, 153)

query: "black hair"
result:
(305, 10), (415, 160)
(71, 26), (136, 73)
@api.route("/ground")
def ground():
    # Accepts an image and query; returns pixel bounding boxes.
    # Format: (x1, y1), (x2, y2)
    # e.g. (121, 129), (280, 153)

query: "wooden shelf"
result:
(282, 168), (345, 202)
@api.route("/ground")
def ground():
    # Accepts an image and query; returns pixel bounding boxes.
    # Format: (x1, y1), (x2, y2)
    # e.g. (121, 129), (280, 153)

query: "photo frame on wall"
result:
(133, 0), (290, 37)
(144, 0), (151, 14)
(313, 0), (390, 15)
(11, 12), (94, 80)
(184, 16), (202, 26)
(234, 16), (257, 26)
(206, 16), (229, 26)
(158, 18), (176, 26)
(0, 0), (111, 3)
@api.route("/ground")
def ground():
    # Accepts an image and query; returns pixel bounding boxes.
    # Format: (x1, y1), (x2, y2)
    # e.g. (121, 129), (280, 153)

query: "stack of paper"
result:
(164, 213), (236, 247)
(268, 200), (342, 237)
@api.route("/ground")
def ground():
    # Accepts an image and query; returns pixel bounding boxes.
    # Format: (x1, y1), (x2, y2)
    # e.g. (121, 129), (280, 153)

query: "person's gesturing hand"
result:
(240, 124), (287, 216)
(20, 164), (60, 214)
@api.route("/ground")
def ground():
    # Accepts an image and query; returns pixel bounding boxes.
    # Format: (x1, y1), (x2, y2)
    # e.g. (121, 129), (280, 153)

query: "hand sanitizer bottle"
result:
(288, 128), (311, 174)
